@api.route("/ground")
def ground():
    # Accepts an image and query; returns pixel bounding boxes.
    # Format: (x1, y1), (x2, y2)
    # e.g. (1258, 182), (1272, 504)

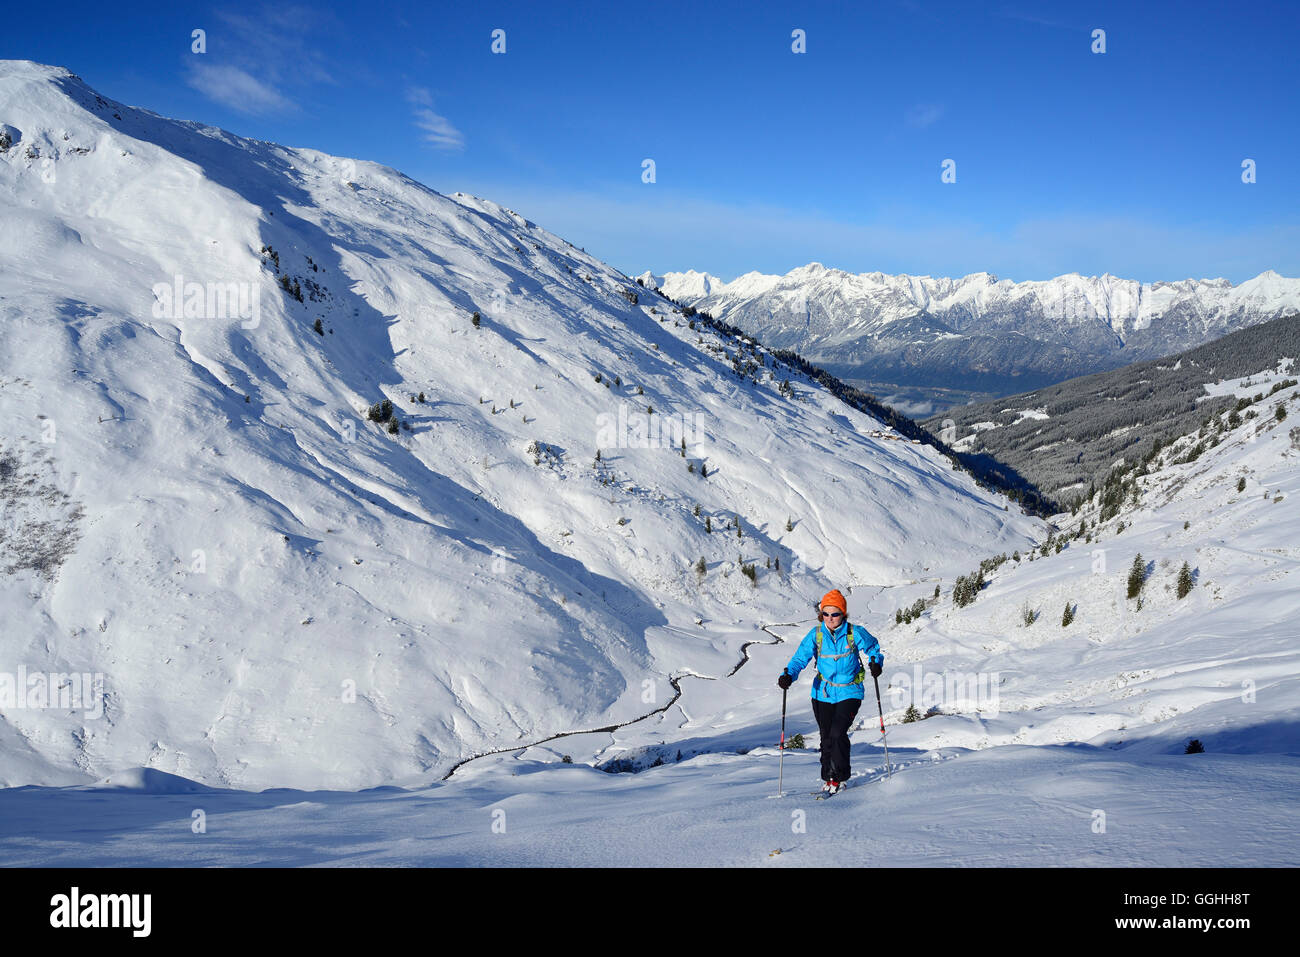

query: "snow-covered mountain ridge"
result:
(641, 264), (1300, 411)
(0, 61), (1041, 790)
(645, 264), (1300, 339)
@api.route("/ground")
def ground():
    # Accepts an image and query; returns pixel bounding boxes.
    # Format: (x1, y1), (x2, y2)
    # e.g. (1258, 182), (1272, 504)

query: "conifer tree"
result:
(1127, 553), (1146, 600)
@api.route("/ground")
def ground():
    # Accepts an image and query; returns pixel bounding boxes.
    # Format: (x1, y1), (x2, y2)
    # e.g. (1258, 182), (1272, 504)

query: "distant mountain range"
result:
(640, 264), (1300, 415)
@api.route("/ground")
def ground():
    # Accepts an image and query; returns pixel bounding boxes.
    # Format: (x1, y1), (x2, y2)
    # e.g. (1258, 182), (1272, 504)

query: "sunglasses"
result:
(821, 610), (844, 619)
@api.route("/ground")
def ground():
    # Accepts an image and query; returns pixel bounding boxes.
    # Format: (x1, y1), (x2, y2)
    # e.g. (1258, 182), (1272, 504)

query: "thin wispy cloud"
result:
(993, 6), (1086, 30)
(905, 103), (944, 128)
(212, 6), (339, 88)
(185, 62), (293, 115)
(408, 87), (465, 151)
(184, 4), (339, 113)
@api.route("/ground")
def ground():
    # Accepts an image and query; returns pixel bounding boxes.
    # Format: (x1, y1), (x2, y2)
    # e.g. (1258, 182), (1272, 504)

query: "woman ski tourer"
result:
(777, 589), (883, 795)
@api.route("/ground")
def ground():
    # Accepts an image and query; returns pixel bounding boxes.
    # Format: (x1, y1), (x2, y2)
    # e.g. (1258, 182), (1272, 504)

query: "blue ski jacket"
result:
(784, 619), (883, 704)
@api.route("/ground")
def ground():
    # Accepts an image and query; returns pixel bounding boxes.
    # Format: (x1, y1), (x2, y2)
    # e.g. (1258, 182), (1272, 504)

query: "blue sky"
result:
(5, 0), (1298, 283)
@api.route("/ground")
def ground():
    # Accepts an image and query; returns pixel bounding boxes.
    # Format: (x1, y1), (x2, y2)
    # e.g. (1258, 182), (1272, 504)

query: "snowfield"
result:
(0, 61), (1296, 866)
(1, 745), (1295, 866)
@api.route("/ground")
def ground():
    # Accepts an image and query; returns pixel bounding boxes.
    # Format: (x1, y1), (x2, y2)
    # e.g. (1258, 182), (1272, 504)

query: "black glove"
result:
(777, 671), (793, 690)
(869, 660), (882, 679)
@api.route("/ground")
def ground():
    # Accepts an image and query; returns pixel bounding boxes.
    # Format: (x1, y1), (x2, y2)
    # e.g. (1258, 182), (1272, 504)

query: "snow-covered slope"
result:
(2, 362), (1296, 866)
(0, 61), (1043, 790)
(642, 263), (1300, 405)
(890, 379), (1300, 757)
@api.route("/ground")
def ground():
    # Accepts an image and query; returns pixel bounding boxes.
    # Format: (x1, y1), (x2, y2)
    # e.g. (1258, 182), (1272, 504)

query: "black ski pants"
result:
(812, 697), (862, 782)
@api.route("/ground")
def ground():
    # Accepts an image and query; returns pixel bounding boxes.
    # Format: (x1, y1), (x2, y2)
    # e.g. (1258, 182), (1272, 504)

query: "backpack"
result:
(812, 621), (866, 692)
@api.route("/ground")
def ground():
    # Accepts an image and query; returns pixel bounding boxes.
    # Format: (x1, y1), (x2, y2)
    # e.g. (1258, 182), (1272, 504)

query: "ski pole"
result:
(778, 683), (788, 797)
(872, 672), (893, 779)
